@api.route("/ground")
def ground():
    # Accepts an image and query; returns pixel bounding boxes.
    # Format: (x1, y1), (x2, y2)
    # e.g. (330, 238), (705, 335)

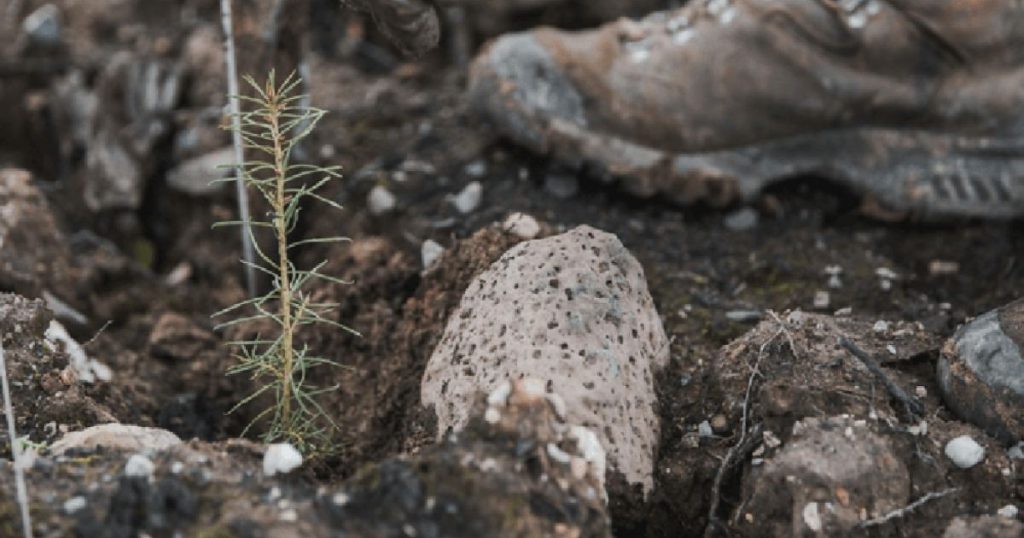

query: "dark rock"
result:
(937, 300), (1024, 443)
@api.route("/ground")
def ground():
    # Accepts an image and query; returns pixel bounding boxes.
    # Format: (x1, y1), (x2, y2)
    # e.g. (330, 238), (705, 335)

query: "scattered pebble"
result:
(421, 239), (445, 269)
(124, 454), (155, 479)
(945, 435), (985, 469)
(725, 310), (762, 322)
(824, 265), (843, 289)
(876, 267), (898, 291)
(464, 160), (487, 178)
(834, 306), (853, 317)
(367, 185), (397, 215)
(543, 173), (579, 199)
(997, 505), (1019, 519)
(698, 420), (714, 438)
(872, 320), (890, 334)
(915, 386), (927, 398)
(23, 3), (61, 46)
(929, 260), (960, 276)
(723, 207), (759, 231)
(1009, 443), (1024, 460)
(63, 496), (87, 515)
(908, 421), (928, 436)
(813, 291), (830, 310)
(450, 181), (483, 214)
(802, 502), (822, 532)
(502, 212), (540, 239)
(279, 508), (298, 522)
(263, 443), (303, 476)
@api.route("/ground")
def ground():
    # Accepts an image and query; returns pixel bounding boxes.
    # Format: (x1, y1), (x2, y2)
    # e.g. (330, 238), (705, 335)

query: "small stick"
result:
(1, 341), (33, 538)
(858, 487), (958, 528)
(704, 328), (779, 537)
(839, 337), (924, 418)
(220, 0), (258, 298)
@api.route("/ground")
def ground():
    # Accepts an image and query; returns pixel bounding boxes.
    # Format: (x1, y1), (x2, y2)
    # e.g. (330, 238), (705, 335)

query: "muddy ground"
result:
(1, 1), (1023, 537)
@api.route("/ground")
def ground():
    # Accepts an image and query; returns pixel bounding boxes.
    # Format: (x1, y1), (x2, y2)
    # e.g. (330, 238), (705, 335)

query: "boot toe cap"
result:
(469, 32), (588, 152)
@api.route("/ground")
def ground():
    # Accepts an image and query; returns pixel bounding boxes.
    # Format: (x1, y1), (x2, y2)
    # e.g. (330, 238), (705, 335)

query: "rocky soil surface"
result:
(1, 1), (1023, 537)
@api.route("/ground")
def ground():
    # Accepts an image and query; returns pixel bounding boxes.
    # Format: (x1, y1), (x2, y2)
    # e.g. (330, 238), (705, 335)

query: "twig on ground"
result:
(839, 337), (924, 418)
(81, 320), (112, 348)
(1, 341), (33, 538)
(858, 488), (958, 529)
(704, 325), (783, 537)
(765, 310), (800, 360)
(219, 0), (257, 298)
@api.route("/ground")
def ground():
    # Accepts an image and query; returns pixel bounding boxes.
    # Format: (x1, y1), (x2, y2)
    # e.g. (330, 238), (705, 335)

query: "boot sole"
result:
(474, 74), (1024, 220)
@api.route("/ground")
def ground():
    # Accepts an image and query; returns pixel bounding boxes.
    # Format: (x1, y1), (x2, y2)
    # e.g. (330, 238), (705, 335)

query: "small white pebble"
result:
(915, 386), (927, 398)
(502, 212), (541, 239)
(546, 443), (572, 464)
(450, 181), (483, 214)
(886, 344), (897, 355)
(63, 496), (87, 514)
(279, 508), (298, 522)
(1008, 442), (1024, 460)
(125, 454), (154, 479)
(486, 381), (512, 406)
(332, 492), (350, 506)
(945, 436), (985, 469)
(908, 421), (928, 436)
(367, 185), (397, 215)
(873, 320), (890, 334)
(802, 502), (822, 531)
(997, 505), (1019, 519)
(421, 239), (445, 270)
(170, 461), (184, 474)
(263, 443), (303, 476)
(484, 407), (501, 424)
(763, 430), (782, 448)
(813, 291), (830, 310)
(698, 420), (714, 438)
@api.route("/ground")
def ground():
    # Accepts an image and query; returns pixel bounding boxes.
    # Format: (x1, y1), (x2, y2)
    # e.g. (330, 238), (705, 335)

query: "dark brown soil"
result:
(1, 1), (1022, 536)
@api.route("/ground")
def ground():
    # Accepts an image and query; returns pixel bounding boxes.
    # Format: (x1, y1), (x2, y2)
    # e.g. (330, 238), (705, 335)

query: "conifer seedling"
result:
(214, 71), (355, 456)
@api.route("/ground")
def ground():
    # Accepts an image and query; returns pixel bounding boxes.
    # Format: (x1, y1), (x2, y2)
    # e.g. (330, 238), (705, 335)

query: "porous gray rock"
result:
(937, 300), (1024, 443)
(421, 225), (669, 495)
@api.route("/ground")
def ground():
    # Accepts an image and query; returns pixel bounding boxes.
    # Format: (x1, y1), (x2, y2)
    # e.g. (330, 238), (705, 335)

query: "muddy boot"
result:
(938, 299), (1024, 443)
(470, 0), (1024, 219)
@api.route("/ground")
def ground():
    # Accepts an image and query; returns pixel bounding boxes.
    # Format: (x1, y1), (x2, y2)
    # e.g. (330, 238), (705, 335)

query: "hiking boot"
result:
(469, 0), (1024, 219)
(938, 299), (1024, 443)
